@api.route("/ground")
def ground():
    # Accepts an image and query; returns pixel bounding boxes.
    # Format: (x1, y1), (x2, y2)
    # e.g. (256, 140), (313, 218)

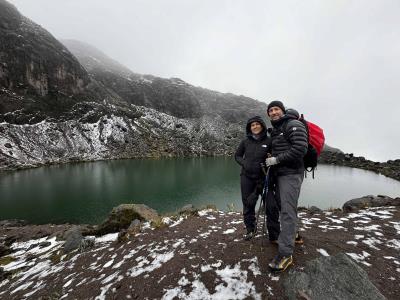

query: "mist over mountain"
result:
(61, 38), (267, 123)
(0, 0), (269, 171)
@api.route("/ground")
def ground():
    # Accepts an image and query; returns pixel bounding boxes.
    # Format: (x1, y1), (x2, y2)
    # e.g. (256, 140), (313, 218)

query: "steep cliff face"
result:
(0, 0), (98, 124)
(0, 0), (267, 171)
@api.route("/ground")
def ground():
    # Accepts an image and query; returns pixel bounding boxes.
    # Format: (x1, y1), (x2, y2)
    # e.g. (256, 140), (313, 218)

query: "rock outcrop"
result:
(94, 204), (160, 235)
(63, 226), (84, 253)
(283, 253), (386, 300)
(319, 151), (400, 181)
(342, 195), (400, 212)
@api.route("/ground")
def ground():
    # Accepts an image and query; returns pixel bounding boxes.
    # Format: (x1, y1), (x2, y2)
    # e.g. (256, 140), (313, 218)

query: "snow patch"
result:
(346, 241), (358, 246)
(162, 264), (262, 300)
(362, 237), (382, 250)
(170, 217), (185, 228)
(386, 239), (400, 250)
(95, 233), (119, 243)
(317, 249), (330, 256)
(223, 228), (236, 234)
(346, 251), (371, 266)
(128, 251), (175, 277)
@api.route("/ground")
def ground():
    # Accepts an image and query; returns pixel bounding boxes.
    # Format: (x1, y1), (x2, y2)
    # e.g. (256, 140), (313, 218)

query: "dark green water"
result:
(1, 157), (399, 224)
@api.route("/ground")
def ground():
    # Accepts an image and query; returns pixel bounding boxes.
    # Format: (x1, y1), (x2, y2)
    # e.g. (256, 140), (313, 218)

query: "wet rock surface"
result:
(283, 253), (386, 300)
(0, 201), (399, 299)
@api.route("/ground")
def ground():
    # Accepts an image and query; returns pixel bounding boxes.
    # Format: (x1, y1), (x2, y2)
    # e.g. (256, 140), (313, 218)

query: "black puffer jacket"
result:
(270, 113), (308, 176)
(235, 116), (271, 179)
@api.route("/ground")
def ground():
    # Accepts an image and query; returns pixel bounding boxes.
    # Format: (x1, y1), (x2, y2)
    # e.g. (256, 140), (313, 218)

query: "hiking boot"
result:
(243, 229), (256, 241)
(268, 254), (293, 272)
(295, 232), (304, 244)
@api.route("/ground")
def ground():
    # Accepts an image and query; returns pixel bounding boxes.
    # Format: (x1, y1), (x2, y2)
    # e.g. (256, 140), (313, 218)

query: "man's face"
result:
(250, 122), (263, 135)
(268, 106), (284, 121)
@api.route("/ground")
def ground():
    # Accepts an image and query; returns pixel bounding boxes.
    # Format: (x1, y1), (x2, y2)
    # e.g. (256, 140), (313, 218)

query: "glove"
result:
(265, 157), (279, 167)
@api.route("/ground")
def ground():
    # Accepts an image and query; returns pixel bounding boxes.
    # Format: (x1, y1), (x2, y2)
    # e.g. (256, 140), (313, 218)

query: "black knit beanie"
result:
(267, 100), (285, 115)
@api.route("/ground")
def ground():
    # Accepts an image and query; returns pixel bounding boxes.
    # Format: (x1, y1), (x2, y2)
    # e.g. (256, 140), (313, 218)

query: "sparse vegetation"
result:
(0, 255), (15, 266)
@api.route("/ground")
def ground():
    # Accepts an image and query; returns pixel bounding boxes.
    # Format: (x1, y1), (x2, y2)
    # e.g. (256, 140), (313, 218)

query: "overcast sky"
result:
(8, 0), (400, 161)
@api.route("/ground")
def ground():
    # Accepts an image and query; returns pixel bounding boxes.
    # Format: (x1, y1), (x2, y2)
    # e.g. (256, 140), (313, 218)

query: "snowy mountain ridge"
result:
(0, 0), (266, 171)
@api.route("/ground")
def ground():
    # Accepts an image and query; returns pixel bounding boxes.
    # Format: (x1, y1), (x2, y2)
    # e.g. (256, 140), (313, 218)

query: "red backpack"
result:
(284, 111), (325, 176)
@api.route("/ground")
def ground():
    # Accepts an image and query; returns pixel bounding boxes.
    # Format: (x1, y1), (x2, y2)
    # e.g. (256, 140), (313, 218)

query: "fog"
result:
(8, 0), (400, 161)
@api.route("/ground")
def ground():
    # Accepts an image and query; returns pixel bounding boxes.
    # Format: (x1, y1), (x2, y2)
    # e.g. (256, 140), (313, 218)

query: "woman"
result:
(235, 116), (271, 240)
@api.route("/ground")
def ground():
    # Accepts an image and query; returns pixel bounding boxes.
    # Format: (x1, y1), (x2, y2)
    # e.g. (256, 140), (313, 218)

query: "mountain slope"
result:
(0, 0), (269, 171)
(62, 39), (267, 122)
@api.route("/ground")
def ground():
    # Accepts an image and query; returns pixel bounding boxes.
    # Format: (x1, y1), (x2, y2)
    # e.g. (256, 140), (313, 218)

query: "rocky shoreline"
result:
(319, 151), (400, 182)
(1, 197), (399, 299)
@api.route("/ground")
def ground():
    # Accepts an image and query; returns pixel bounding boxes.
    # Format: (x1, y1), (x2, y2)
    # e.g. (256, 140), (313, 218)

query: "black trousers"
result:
(240, 174), (280, 240)
(240, 174), (262, 231)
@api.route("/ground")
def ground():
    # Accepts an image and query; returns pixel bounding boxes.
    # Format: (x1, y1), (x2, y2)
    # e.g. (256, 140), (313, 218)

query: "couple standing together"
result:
(235, 100), (308, 272)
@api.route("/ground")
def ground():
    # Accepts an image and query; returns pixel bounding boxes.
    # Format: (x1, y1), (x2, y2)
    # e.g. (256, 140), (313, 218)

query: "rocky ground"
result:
(0, 202), (399, 299)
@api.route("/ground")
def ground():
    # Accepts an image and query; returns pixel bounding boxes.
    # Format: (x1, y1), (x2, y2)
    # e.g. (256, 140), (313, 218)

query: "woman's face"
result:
(250, 122), (263, 135)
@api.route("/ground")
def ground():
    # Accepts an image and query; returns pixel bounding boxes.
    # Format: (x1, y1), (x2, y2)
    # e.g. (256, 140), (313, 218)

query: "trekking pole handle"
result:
(261, 163), (270, 176)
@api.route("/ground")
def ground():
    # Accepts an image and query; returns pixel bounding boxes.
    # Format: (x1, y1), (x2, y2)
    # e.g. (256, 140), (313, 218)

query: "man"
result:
(235, 116), (270, 240)
(265, 100), (308, 272)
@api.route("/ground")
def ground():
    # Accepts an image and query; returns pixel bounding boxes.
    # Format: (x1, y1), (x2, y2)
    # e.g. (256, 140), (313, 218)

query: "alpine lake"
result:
(1, 157), (399, 224)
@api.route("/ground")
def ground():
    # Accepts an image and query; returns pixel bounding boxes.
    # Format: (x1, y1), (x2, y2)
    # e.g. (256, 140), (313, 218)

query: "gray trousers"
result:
(276, 173), (303, 257)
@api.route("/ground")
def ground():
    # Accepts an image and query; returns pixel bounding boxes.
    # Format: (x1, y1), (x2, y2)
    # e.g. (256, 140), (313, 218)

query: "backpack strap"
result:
(281, 118), (308, 144)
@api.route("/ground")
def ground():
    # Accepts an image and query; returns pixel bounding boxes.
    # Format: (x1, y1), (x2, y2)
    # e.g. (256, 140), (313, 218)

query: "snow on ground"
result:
(95, 233), (119, 243)
(162, 263), (262, 300)
(1, 206), (399, 299)
(346, 251), (372, 266)
(223, 228), (236, 234)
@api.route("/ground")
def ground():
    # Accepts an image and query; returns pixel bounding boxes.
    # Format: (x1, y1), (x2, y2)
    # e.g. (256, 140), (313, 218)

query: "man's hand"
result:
(265, 157), (279, 167)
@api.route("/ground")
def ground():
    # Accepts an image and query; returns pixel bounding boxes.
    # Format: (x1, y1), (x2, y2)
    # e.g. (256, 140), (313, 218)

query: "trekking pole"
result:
(261, 166), (270, 248)
(254, 165), (270, 239)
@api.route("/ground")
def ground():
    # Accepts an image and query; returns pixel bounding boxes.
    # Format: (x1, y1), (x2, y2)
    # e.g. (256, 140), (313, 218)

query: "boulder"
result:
(0, 244), (11, 257)
(205, 204), (217, 211)
(63, 226), (83, 253)
(78, 236), (95, 252)
(343, 195), (400, 212)
(118, 219), (142, 242)
(127, 219), (142, 234)
(283, 253), (386, 300)
(308, 206), (322, 214)
(95, 204), (159, 235)
(178, 204), (198, 215)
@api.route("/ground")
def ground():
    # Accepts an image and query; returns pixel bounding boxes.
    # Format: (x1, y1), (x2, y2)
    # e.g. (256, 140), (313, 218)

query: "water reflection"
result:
(0, 158), (399, 224)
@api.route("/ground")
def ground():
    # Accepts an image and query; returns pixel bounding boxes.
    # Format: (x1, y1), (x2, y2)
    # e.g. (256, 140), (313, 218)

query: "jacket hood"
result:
(285, 108), (300, 119)
(271, 109), (299, 127)
(246, 116), (267, 137)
